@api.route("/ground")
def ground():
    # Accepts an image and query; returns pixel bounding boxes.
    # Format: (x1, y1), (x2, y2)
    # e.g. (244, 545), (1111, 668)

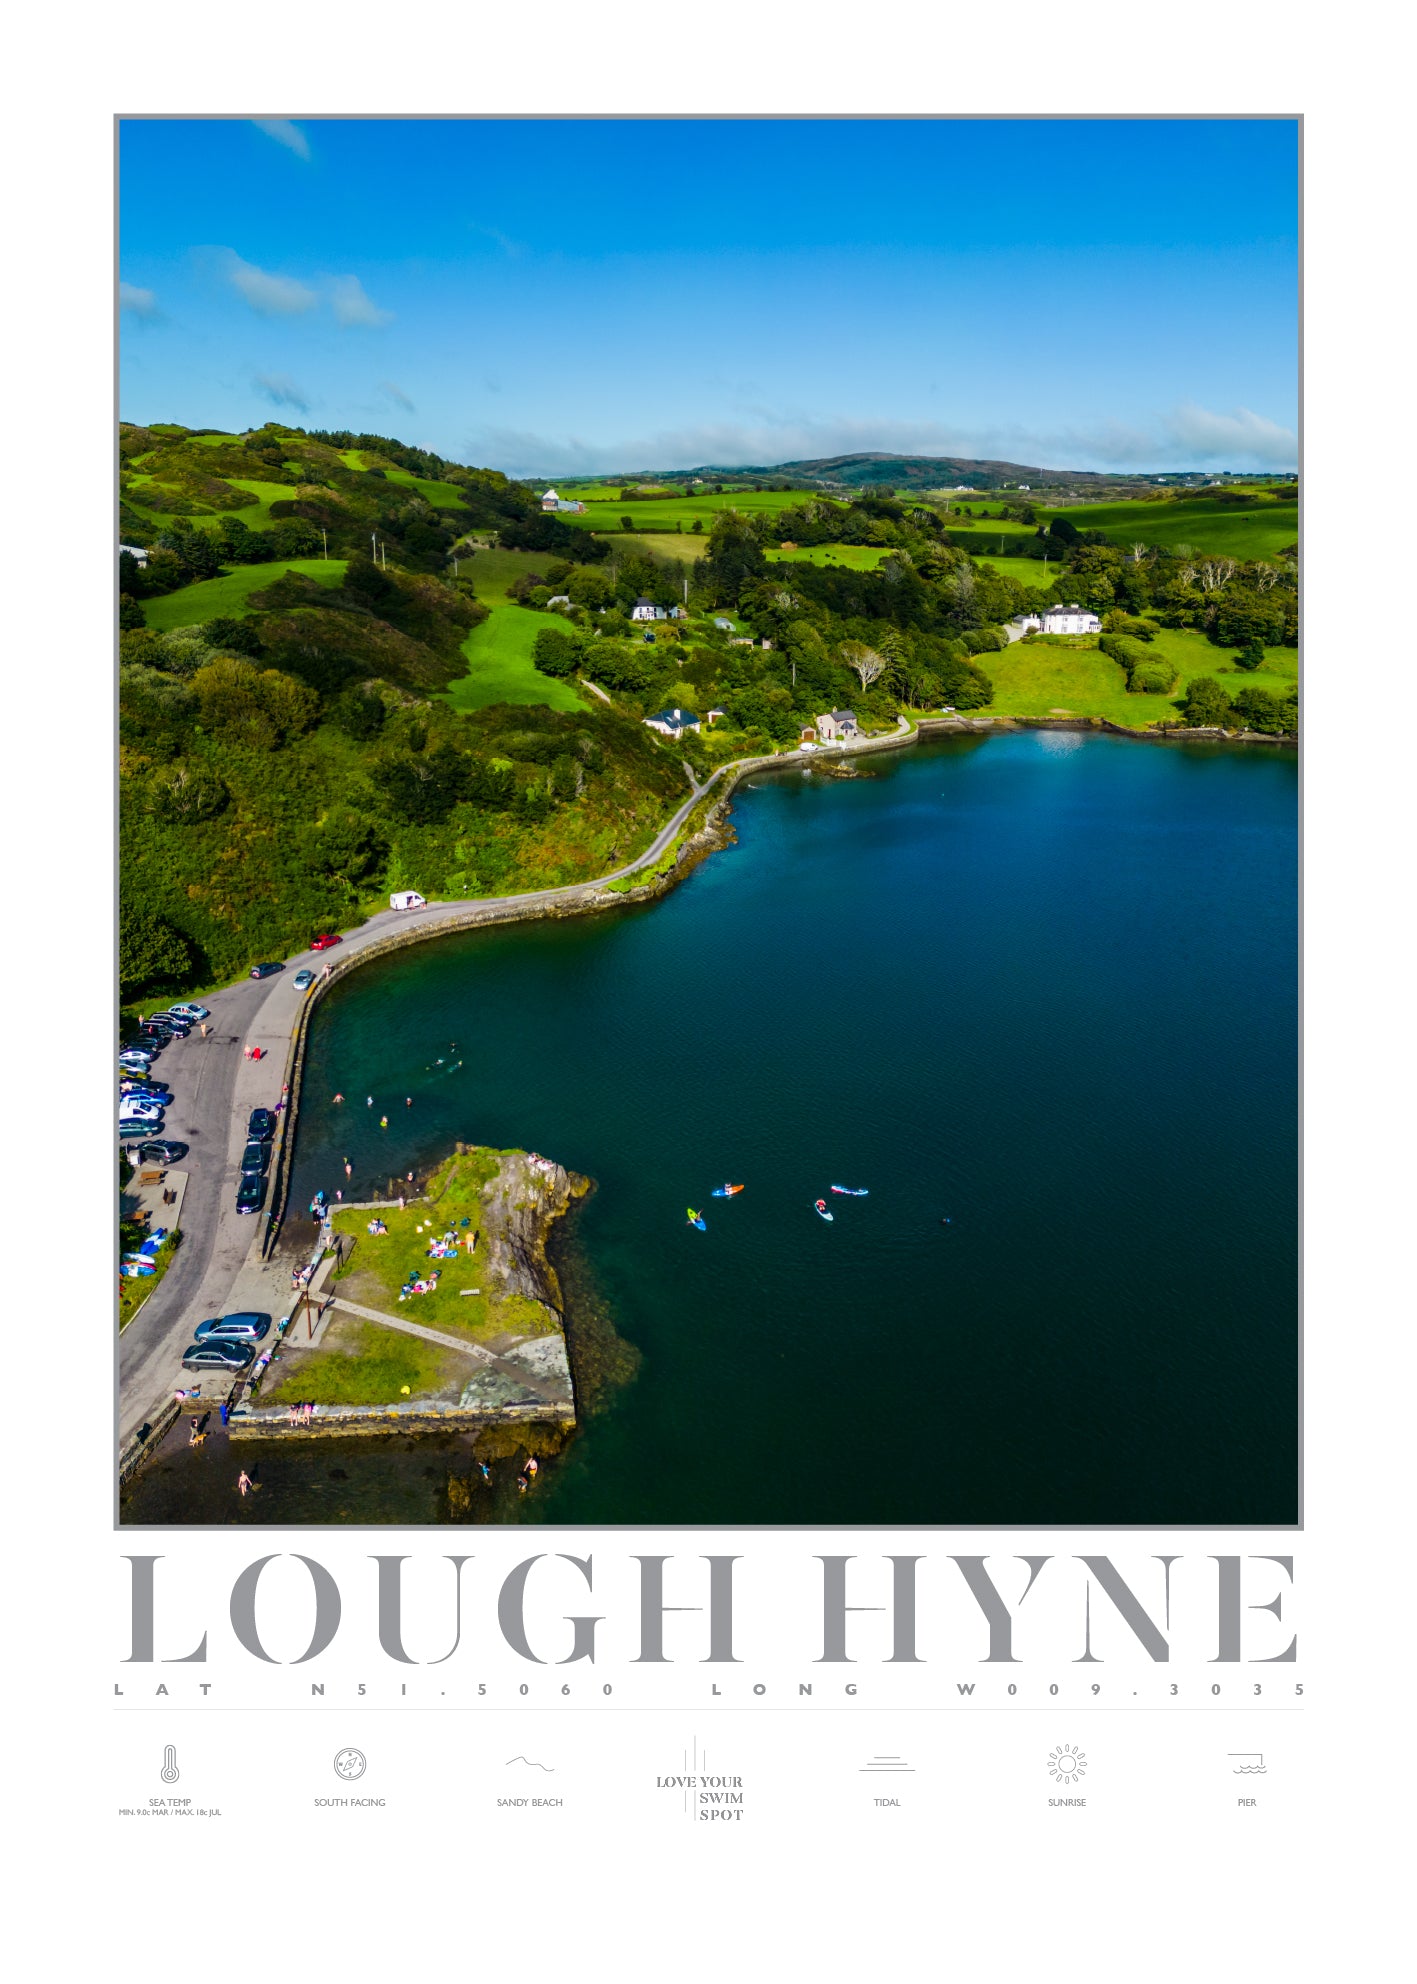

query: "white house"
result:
(1016, 602), (1102, 637)
(119, 543), (149, 565)
(816, 708), (860, 741)
(643, 706), (701, 740)
(706, 707), (726, 725)
(631, 597), (667, 621)
(541, 488), (560, 511)
(541, 487), (586, 513)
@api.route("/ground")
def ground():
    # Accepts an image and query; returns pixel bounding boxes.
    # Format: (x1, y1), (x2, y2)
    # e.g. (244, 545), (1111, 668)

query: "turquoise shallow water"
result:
(126, 731), (1298, 1526)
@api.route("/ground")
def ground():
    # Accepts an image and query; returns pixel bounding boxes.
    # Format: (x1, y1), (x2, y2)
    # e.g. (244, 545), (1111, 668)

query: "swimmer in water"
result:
(516, 1474), (528, 1494)
(525, 1456), (539, 1478)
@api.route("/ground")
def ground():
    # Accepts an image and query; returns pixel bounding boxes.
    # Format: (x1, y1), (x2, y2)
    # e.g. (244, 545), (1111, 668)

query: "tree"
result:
(621, 515), (635, 532)
(146, 764), (230, 823)
(532, 626), (581, 678)
(1180, 677), (1233, 727)
(204, 615), (264, 658)
(118, 594), (146, 631)
(691, 518), (704, 534)
(838, 641), (887, 692)
(119, 904), (195, 998)
(1233, 639), (1265, 673)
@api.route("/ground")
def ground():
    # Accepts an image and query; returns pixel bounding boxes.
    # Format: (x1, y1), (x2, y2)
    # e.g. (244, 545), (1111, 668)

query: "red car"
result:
(311, 933), (343, 952)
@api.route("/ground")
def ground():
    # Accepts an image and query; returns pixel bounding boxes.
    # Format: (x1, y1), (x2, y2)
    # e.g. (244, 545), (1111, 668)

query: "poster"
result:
(11, 12), (1403, 1973)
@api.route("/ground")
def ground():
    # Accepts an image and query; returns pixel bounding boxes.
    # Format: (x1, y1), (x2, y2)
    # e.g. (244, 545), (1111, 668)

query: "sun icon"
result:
(1046, 1744), (1087, 1784)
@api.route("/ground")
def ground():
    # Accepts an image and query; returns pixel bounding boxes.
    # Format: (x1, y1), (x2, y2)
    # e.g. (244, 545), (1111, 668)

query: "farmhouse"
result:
(643, 706), (701, 740)
(540, 488), (587, 514)
(816, 709), (859, 741)
(706, 707), (726, 725)
(1016, 603), (1103, 637)
(541, 488), (560, 511)
(119, 542), (149, 565)
(631, 597), (668, 621)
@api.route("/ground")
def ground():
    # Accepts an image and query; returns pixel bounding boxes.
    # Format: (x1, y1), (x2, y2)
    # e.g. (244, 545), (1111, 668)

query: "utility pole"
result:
(321, 528), (327, 560)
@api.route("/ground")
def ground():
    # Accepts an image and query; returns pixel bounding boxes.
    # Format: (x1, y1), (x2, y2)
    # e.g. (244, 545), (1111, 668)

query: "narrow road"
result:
(117, 715), (914, 1445)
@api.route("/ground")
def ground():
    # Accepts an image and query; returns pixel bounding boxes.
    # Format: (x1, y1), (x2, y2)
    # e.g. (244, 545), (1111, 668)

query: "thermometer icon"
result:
(161, 1745), (180, 1785)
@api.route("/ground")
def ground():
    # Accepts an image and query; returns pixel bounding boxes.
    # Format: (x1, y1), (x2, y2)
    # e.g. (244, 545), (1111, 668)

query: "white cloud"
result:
(1162, 402), (1297, 467)
(380, 381), (416, 412)
(225, 251), (317, 317)
(255, 372), (310, 412)
(119, 281), (157, 318)
(330, 275), (393, 327)
(253, 118), (311, 161)
(464, 404), (1296, 479)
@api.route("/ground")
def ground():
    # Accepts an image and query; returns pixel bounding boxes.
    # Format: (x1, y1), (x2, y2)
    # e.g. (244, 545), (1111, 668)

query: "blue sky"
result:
(119, 118), (1298, 476)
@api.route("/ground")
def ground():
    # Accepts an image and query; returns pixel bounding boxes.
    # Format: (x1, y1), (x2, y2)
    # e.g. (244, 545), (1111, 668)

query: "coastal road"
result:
(118, 718), (913, 1447)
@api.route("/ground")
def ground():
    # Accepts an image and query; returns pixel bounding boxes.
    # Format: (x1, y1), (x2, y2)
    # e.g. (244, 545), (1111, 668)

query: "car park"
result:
(311, 933), (342, 951)
(135, 1140), (188, 1163)
(293, 969), (315, 991)
(167, 1004), (209, 1021)
(180, 1339), (252, 1372)
(240, 1140), (271, 1175)
(194, 1313), (271, 1342)
(249, 961), (285, 979)
(248, 1107), (276, 1140)
(236, 1174), (267, 1214)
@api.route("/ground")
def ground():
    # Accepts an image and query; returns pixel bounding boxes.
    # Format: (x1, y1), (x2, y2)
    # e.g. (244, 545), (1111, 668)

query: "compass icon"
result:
(333, 1747), (367, 1781)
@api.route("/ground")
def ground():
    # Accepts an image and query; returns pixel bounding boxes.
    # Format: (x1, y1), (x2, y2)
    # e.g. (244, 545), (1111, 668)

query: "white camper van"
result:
(389, 891), (427, 911)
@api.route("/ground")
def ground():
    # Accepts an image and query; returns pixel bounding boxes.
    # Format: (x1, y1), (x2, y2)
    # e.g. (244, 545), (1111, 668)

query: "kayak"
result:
(814, 1200), (834, 1221)
(711, 1183), (745, 1198)
(687, 1208), (707, 1231)
(829, 1185), (868, 1197)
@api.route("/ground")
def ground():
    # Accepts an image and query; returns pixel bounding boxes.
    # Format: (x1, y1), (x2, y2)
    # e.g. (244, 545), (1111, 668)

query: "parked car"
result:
(390, 891), (426, 910)
(236, 1174), (267, 1214)
(194, 1313), (271, 1343)
(240, 1140), (271, 1176)
(249, 961), (285, 979)
(248, 1107), (276, 1141)
(311, 933), (343, 951)
(119, 1100), (165, 1122)
(148, 1013), (191, 1036)
(181, 1339), (252, 1372)
(167, 1004), (209, 1022)
(120, 1086), (174, 1106)
(119, 1121), (163, 1143)
(134, 1140), (188, 1163)
(293, 969), (314, 991)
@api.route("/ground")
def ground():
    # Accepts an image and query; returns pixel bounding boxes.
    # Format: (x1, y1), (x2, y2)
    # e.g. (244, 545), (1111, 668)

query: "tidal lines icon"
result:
(861, 1755), (914, 1773)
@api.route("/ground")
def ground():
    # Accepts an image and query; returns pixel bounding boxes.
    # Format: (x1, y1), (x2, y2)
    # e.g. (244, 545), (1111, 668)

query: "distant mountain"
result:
(605, 452), (1128, 493)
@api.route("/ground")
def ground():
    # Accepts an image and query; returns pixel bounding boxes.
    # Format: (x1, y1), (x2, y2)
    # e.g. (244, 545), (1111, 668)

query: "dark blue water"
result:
(132, 732), (1299, 1525)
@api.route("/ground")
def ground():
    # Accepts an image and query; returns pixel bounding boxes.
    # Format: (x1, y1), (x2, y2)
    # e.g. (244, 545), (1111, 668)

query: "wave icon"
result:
(505, 1756), (555, 1772)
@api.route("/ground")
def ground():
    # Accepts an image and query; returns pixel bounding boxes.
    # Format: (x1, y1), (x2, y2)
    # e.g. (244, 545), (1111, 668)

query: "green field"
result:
(764, 543), (893, 570)
(1041, 495), (1299, 561)
(380, 468), (470, 509)
(442, 546), (587, 713)
(981, 625), (1297, 727)
(557, 487), (831, 536)
(123, 473), (302, 533)
(971, 556), (1058, 590)
(141, 558), (348, 630)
